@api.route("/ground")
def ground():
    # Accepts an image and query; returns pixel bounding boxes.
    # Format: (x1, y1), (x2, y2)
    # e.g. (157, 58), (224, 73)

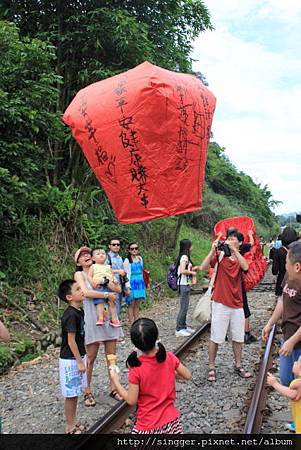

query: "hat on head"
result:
(74, 246), (92, 263)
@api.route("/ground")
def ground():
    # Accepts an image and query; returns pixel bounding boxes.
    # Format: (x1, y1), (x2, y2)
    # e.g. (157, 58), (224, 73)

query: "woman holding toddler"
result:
(74, 246), (124, 405)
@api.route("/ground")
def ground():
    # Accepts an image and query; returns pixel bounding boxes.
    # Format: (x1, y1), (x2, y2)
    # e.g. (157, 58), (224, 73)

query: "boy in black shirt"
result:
(58, 279), (87, 434)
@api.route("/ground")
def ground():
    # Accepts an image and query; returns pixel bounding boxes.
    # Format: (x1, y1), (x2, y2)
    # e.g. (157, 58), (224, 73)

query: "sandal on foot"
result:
(109, 389), (122, 401)
(234, 366), (252, 378)
(66, 427), (82, 435)
(110, 319), (121, 327)
(208, 368), (216, 382)
(84, 392), (96, 407)
(75, 422), (89, 432)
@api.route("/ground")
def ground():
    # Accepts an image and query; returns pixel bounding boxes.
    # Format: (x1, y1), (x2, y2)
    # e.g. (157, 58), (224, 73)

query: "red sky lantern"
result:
(63, 61), (216, 224)
(214, 216), (256, 241)
(214, 216), (267, 291)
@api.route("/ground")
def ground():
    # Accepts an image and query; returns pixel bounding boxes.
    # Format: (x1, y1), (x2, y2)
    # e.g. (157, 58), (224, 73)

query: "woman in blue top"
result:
(123, 242), (146, 324)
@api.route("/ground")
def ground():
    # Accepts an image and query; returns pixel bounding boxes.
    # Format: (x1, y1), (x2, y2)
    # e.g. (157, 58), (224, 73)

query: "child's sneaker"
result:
(96, 319), (104, 326)
(110, 319), (121, 327)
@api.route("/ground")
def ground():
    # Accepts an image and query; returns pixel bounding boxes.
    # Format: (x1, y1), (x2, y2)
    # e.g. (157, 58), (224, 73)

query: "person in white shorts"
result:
(195, 229), (252, 382)
(58, 279), (88, 434)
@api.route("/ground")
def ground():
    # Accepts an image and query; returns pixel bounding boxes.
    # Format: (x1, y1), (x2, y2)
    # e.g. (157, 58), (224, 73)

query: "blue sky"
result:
(192, 0), (301, 215)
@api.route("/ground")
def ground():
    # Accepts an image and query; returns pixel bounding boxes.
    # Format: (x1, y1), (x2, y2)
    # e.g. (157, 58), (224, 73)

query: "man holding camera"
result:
(195, 229), (251, 382)
(107, 237), (127, 320)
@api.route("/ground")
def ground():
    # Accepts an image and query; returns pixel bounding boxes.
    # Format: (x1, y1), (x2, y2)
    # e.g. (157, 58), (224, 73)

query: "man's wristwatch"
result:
(104, 292), (109, 299)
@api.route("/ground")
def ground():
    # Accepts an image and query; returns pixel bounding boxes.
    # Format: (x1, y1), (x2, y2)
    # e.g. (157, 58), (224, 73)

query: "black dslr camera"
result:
(217, 240), (231, 257)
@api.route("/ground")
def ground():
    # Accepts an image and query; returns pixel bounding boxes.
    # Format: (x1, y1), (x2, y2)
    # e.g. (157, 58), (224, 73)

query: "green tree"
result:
(204, 142), (279, 231)
(0, 21), (62, 234)
(1, 1), (213, 184)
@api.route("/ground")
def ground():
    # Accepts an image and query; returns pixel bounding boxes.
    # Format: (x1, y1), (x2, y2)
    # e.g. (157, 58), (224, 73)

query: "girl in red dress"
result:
(109, 318), (191, 433)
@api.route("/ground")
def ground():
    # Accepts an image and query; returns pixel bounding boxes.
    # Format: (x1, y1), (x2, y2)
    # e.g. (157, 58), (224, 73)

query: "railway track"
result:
(77, 278), (278, 443)
(82, 322), (211, 437)
(244, 324), (277, 433)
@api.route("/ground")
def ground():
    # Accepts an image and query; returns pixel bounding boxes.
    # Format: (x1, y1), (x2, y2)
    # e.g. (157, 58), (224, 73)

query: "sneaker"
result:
(96, 319), (104, 326)
(244, 333), (257, 344)
(175, 329), (191, 337)
(286, 421), (295, 432)
(186, 327), (195, 334)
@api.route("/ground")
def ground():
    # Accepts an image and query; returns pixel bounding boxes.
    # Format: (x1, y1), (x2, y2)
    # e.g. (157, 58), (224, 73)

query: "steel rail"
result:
(244, 324), (277, 434)
(80, 321), (210, 439)
(78, 312), (275, 445)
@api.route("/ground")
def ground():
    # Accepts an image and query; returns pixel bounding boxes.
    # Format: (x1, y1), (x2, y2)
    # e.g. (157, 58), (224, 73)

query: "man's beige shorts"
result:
(211, 301), (244, 344)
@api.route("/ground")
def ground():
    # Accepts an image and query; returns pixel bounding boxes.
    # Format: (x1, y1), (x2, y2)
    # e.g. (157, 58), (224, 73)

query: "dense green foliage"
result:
(206, 143), (279, 224)
(0, 21), (62, 233)
(0, 2), (281, 368)
(277, 214), (301, 230)
(194, 142), (279, 235)
(1, 0), (212, 186)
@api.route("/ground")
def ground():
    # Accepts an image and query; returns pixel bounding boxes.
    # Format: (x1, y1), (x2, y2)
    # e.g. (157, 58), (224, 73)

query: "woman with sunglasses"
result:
(123, 243), (146, 324)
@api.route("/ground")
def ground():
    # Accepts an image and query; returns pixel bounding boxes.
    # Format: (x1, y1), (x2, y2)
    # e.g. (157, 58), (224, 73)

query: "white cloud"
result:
(259, 0), (301, 24)
(207, 0), (301, 24)
(192, 1), (301, 215)
(206, 0), (259, 22)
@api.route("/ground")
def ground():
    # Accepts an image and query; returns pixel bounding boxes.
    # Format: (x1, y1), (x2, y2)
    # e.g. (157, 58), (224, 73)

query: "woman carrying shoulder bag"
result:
(175, 239), (197, 337)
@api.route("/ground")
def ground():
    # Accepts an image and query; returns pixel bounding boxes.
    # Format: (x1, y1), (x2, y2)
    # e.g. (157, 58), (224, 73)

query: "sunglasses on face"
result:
(130, 246), (138, 250)
(111, 243), (120, 247)
(79, 252), (91, 258)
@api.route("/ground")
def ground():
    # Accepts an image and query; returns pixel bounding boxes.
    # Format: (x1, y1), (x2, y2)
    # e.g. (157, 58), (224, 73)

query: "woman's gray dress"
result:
(81, 272), (124, 345)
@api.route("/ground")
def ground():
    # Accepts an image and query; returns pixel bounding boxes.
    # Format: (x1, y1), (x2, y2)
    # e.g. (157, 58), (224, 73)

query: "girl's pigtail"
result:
(126, 351), (141, 368)
(156, 342), (167, 363)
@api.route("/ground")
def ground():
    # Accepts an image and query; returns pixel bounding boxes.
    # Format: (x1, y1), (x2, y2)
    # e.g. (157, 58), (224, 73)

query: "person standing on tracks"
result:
(107, 237), (127, 320)
(74, 247), (124, 405)
(175, 239), (197, 337)
(268, 237), (275, 261)
(57, 279), (87, 434)
(262, 240), (301, 432)
(272, 227), (298, 301)
(195, 229), (251, 382)
(123, 242), (147, 324)
(236, 230), (258, 344)
(109, 318), (191, 433)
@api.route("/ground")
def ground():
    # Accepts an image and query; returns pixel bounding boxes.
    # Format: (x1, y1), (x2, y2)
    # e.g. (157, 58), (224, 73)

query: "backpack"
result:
(167, 263), (180, 291)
